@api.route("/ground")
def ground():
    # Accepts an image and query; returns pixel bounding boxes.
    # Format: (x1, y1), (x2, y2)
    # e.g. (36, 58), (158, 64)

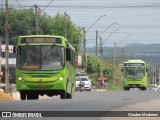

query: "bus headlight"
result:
(59, 77), (63, 81)
(18, 77), (22, 81)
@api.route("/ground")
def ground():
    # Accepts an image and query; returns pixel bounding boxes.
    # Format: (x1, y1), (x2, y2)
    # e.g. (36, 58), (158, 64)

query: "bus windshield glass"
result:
(17, 46), (64, 70)
(124, 67), (145, 79)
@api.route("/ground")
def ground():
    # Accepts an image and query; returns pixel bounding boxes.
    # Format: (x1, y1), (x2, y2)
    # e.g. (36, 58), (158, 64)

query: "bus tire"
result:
(124, 87), (130, 90)
(60, 91), (67, 99)
(141, 87), (146, 90)
(66, 92), (72, 99)
(27, 92), (39, 100)
(60, 91), (72, 99)
(20, 91), (26, 100)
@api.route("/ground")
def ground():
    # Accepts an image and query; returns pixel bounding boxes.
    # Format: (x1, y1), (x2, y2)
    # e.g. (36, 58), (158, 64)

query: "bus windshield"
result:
(17, 46), (64, 70)
(124, 67), (145, 79)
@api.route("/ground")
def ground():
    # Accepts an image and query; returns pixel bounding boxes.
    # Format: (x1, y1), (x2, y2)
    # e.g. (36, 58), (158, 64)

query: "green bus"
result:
(15, 35), (76, 100)
(121, 59), (148, 90)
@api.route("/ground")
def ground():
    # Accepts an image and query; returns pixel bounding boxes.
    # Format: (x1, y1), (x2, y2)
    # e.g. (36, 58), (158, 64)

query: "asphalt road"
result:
(0, 90), (160, 120)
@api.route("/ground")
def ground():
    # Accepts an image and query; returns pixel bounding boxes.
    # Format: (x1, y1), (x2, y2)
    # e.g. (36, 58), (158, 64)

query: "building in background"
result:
(0, 44), (16, 84)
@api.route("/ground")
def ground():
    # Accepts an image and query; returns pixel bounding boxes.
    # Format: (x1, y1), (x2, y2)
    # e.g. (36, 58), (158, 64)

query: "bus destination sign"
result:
(21, 37), (62, 44)
(124, 63), (145, 67)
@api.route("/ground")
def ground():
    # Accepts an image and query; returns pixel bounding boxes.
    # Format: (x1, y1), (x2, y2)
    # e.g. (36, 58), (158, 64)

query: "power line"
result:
(2, 3), (160, 8)
(15, 0), (23, 8)
(40, 0), (54, 13)
(23, 4), (160, 9)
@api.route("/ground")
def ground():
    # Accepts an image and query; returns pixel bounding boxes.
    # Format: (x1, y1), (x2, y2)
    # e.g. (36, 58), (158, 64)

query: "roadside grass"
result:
(107, 83), (123, 91)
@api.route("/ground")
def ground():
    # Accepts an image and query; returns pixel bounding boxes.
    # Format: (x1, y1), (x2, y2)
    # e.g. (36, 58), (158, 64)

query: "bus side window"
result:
(66, 48), (71, 61)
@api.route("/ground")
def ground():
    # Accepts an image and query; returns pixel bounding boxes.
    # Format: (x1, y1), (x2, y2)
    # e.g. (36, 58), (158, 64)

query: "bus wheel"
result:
(124, 87), (130, 90)
(27, 92), (39, 100)
(20, 91), (26, 100)
(141, 87), (146, 90)
(60, 91), (66, 99)
(60, 91), (72, 99)
(66, 92), (72, 99)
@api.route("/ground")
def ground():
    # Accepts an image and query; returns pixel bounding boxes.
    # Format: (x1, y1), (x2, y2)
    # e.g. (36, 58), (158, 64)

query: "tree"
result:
(103, 65), (113, 82)
(0, 8), (82, 53)
(86, 54), (103, 77)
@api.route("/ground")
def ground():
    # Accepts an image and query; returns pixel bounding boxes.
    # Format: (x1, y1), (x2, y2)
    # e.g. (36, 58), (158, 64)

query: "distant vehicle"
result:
(152, 84), (158, 91)
(76, 77), (80, 91)
(157, 85), (160, 91)
(121, 60), (148, 90)
(76, 76), (91, 91)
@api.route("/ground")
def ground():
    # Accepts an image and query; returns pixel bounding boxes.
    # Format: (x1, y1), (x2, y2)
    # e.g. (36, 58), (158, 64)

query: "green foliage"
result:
(103, 65), (113, 82)
(87, 54), (97, 73)
(0, 9), (82, 53)
(106, 83), (122, 91)
(86, 54), (103, 74)
(85, 54), (116, 88)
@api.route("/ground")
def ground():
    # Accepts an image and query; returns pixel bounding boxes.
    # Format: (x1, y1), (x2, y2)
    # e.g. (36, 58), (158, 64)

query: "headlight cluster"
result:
(59, 77), (63, 81)
(18, 77), (25, 82)
(18, 77), (22, 81)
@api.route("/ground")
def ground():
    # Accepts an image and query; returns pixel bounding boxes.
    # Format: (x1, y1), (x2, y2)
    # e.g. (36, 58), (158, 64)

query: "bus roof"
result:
(124, 59), (146, 64)
(18, 35), (75, 51)
(19, 35), (65, 39)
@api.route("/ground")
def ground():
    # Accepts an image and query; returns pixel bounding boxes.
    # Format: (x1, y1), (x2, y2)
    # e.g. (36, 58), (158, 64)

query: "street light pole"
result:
(96, 30), (99, 57)
(5, 0), (9, 93)
(83, 27), (87, 76)
(34, 4), (39, 34)
(113, 35), (131, 85)
(98, 23), (117, 37)
(96, 23), (117, 58)
(83, 15), (105, 76)
(86, 15), (105, 33)
(102, 29), (119, 44)
(64, 12), (69, 39)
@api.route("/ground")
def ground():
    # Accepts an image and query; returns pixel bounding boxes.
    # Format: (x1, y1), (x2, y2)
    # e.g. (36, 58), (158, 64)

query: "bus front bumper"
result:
(123, 80), (147, 88)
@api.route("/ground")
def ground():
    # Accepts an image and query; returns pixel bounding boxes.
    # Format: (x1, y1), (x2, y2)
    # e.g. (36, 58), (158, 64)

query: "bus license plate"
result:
(132, 85), (137, 87)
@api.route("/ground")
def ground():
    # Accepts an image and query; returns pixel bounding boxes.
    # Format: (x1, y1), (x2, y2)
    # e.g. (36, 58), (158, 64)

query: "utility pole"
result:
(122, 48), (124, 62)
(96, 30), (98, 57)
(34, 4), (39, 34)
(83, 15), (105, 76)
(99, 37), (103, 59)
(155, 67), (157, 85)
(159, 68), (160, 85)
(152, 66), (155, 84)
(0, 39), (2, 84)
(83, 27), (87, 76)
(95, 30), (99, 89)
(5, 0), (9, 93)
(132, 52), (134, 59)
(64, 12), (68, 39)
(113, 42), (116, 84)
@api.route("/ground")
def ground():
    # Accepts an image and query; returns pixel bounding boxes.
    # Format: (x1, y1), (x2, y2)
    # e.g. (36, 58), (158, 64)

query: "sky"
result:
(1, 0), (160, 47)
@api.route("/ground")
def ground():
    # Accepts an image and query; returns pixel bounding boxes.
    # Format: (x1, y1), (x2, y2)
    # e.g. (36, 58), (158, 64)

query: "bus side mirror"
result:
(66, 48), (71, 61)
(146, 68), (148, 72)
(121, 68), (123, 72)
